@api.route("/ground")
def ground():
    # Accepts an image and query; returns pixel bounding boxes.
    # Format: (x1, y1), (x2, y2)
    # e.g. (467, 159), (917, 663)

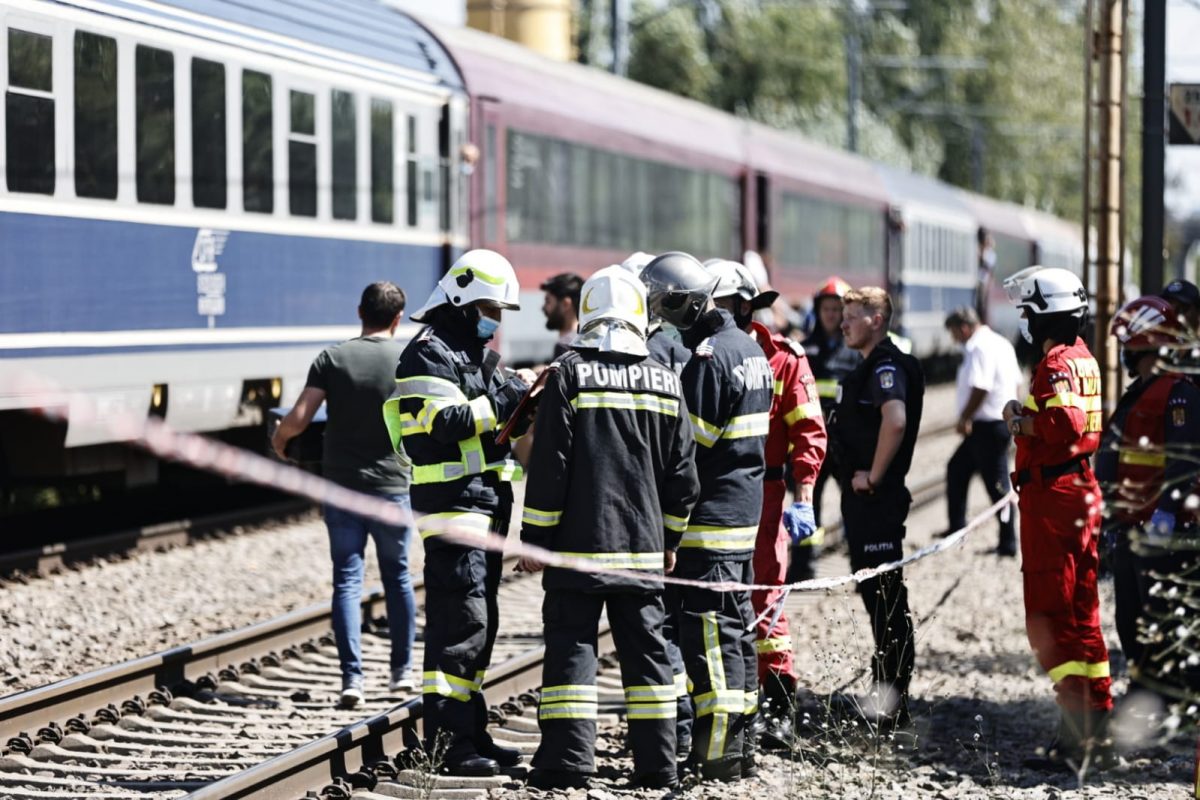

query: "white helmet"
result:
(705, 258), (780, 310)
(572, 266), (649, 357)
(1003, 266), (1087, 317)
(618, 251), (655, 276)
(411, 249), (520, 322)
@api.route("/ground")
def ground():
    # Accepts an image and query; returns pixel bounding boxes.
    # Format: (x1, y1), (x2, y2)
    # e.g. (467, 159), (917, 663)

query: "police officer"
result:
(517, 267), (700, 791)
(706, 260), (826, 747)
(831, 286), (924, 731)
(1000, 266), (1111, 767)
(1097, 296), (1200, 714)
(642, 252), (773, 782)
(794, 277), (861, 582)
(384, 250), (532, 777)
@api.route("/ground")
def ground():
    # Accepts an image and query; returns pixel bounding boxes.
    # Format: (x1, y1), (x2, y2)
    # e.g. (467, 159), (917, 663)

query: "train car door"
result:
(755, 173), (771, 258)
(439, 96), (469, 274)
(885, 206), (905, 323)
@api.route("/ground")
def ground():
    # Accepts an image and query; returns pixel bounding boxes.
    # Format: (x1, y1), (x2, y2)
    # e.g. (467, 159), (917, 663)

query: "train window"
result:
(483, 123), (496, 240)
(288, 90), (316, 217)
(370, 99), (393, 224)
(74, 31), (117, 199)
(7, 29), (55, 194)
(331, 89), (356, 220)
(192, 58), (226, 209)
(242, 70), (273, 213)
(135, 45), (174, 205)
(405, 114), (417, 227)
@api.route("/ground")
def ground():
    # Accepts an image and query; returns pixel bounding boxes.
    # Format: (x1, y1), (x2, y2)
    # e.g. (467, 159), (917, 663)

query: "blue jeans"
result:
(324, 493), (415, 680)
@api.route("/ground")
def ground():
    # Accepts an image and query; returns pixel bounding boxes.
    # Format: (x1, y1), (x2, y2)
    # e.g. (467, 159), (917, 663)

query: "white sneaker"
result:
(340, 676), (364, 708)
(389, 668), (418, 693)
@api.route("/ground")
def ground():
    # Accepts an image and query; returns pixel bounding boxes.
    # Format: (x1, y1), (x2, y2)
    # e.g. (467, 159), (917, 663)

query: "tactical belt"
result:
(764, 466), (786, 481)
(1015, 457), (1087, 489)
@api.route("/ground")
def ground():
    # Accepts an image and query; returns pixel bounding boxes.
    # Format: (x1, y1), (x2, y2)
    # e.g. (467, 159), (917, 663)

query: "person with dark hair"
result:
(1001, 266), (1112, 769)
(541, 272), (585, 359)
(941, 306), (1022, 555)
(272, 281), (416, 709)
(1160, 278), (1200, 335)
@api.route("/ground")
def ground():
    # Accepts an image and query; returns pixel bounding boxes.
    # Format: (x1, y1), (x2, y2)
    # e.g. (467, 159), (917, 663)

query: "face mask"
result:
(1018, 316), (1032, 344)
(476, 315), (500, 340)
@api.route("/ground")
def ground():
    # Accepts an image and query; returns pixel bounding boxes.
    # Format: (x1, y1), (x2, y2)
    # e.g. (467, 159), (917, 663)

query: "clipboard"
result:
(496, 364), (556, 445)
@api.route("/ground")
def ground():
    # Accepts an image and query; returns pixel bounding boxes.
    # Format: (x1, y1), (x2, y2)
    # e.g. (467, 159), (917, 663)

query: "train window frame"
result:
(330, 87), (356, 221)
(405, 113), (417, 228)
(74, 30), (118, 201)
(287, 87), (317, 218)
(134, 43), (175, 206)
(241, 68), (274, 214)
(6, 26), (56, 195)
(191, 56), (227, 210)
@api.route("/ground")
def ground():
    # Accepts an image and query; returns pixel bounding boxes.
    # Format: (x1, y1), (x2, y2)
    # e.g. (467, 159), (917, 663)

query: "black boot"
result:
(442, 754), (500, 777)
(478, 739), (523, 768)
(527, 769), (590, 790)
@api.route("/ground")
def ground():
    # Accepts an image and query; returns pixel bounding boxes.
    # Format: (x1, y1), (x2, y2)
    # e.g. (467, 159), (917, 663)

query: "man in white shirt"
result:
(942, 307), (1023, 555)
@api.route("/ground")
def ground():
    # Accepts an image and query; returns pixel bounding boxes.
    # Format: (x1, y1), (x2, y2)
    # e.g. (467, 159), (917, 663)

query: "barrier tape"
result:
(15, 373), (1012, 594)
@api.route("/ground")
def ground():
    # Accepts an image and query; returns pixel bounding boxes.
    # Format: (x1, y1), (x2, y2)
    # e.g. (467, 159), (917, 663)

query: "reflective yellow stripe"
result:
(815, 378), (838, 399)
(678, 525), (757, 551)
(474, 670), (486, 691)
(624, 685), (677, 702)
(487, 458), (523, 482)
(557, 551), (665, 570)
(416, 512), (492, 541)
(755, 636), (792, 655)
(1023, 394), (1039, 411)
(744, 690), (759, 715)
(796, 525), (825, 547)
(784, 402), (822, 426)
(1118, 450), (1166, 467)
(572, 391), (679, 416)
(416, 397), (457, 433)
(423, 670), (475, 701)
(394, 375), (468, 401)
(773, 379), (785, 397)
(468, 395), (497, 435)
(1047, 660), (1111, 683)
(721, 412), (770, 440)
(690, 414), (722, 448)
(540, 684), (598, 702)
(1044, 392), (1102, 413)
(382, 397), (406, 452)
(539, 702), (598, 720)
(674, 672), (689, 698)
(664, 513), (689, 533)
(521, 506), (562, 528)
(626, 701), (677, 720)
(701, 611), (730, 760)
(692, 690), (743, 716)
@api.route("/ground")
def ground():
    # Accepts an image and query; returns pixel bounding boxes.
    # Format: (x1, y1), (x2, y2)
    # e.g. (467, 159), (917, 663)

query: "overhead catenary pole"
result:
(844, 1), (861, 153)
(1141, 0), (1167, 292)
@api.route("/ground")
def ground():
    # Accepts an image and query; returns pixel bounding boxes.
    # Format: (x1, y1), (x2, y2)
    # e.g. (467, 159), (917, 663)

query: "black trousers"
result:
(421, 512), (507, 761)
(841, 485), (915, 701)
(674, 558), (757, 768)
(662, 583), (694, 747)
(946, 420), (1016, 550)
(533, 590), (677, 780)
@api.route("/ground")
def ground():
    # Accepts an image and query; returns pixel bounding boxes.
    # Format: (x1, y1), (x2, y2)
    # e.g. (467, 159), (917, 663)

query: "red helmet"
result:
(814, 277), (851, 302)
(1110, 295), (1184, 350)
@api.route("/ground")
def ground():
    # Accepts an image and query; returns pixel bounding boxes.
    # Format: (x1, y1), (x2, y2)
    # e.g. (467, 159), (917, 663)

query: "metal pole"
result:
(1096, 0), (1126, 419)
(1082, 0), (1094, 296)
(1142, 0), (1167, 292)
(610, 0), (630, 75)
(845, 0), (861, 153)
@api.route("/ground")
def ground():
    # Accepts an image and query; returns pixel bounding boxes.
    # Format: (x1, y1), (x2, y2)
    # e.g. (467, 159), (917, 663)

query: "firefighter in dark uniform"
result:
(517, 267), (700, 791)
(618, 251), (692, 377)
(643, 252), (773, 782)
(831, 286), (924, 730)
(1097, 295), (1200, 713)
(384, 250), (532, 777)
(792, 277), (861, 582)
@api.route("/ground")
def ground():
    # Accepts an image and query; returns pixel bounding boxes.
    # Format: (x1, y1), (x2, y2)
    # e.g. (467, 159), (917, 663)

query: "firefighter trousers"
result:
(1017, 473), (1112, 713)
(752, 479), (796, 692)
(841, 485), (915, 702)
(662, 583), (694, 749)
(675, 557), (757, 769)
(420, 517), (507, 761)
(532, 590), (677, 780)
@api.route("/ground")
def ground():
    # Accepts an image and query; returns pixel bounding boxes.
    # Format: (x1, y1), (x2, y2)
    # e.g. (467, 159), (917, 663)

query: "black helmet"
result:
(639, 252), (717, 330)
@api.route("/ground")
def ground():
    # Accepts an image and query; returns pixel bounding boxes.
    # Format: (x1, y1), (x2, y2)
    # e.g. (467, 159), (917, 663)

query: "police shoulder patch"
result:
(877, 366), (895, 389)
(1173, 405), (1186, 427)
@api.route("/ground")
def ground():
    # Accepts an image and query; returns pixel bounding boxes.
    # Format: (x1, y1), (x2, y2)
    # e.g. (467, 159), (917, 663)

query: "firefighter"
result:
(793, 277), (861, 582)
(1097, 296), (1200, 713)
(617, 252), (692, 376)
(384, 250), (533, 777)
(517, 267), (700, 791)
(830, 286), (924, 731)
(706, 260), (826, 747)
(1000, 266), (1112, 768)
(642, 252), (773, 782)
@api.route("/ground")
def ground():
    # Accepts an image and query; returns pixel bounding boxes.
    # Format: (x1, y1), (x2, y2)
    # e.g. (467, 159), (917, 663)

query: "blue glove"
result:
(782, 502), (817, 545)
(1148, 509), (1176, 539)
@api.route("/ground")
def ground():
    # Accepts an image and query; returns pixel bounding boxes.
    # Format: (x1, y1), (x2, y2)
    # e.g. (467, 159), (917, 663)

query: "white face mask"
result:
(1018, 315), (1032, 344)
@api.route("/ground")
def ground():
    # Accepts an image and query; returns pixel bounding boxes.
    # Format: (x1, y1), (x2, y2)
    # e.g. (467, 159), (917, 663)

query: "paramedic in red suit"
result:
(1001, 266), (1113, 768)
(704, 259), (826, 748)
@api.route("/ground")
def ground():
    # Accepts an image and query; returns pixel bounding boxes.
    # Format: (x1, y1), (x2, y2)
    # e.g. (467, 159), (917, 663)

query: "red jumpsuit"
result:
(749, 322), (827, 687)
(1014, 337), (1111, 714)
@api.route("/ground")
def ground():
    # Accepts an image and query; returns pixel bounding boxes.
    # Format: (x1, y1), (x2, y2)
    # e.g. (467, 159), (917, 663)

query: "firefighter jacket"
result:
(384, 316), (528, 548)
(677, 309), (773, 562)
(831, 337), (924, 490)
(749, 322), (827, 485)
(518, 349), (700, 591)
(803, 326), (861, 410)
(647, 326), (691, 376)
(1015, 337), (1102, 474)
(1096, 373), (1200, 525)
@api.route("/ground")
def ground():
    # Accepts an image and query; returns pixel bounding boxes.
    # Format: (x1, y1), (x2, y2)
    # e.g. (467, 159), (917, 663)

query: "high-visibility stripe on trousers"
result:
(1018, 475), (1113, 713)
(421, 508), (508, 761)
(752, 479), (797, 686)
(673, 557), (757, 768)
(532, 590), (677, 782)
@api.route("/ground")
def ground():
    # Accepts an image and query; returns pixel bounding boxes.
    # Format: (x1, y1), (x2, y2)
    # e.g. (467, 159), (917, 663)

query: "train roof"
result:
(874, 164), (975, 218)
(743, 124), (889, 206)
(57, 0), (464, 90)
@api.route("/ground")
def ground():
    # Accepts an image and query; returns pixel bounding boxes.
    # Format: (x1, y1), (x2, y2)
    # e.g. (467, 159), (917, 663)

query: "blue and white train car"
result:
(0, 0), (467, 481)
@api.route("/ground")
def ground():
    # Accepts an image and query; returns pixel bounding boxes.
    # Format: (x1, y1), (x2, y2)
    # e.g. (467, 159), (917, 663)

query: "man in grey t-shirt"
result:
(272, 282), (415, 708)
